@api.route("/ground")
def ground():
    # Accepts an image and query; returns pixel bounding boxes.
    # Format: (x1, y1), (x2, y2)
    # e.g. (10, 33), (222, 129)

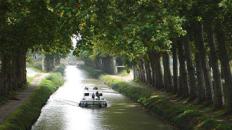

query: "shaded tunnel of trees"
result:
(0, 0), (232, 114)
(74, 0), (232, 112)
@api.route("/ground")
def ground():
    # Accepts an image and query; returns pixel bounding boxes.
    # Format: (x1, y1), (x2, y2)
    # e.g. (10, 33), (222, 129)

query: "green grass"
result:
(100, 75), (232, 130)
(27, 62), (43, 72)
(0, 72), (64, 130)
(118, 69), (130, 76)
(27, 75), (36, 83)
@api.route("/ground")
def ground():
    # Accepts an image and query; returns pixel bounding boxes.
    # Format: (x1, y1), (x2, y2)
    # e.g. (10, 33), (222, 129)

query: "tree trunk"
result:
(172, 43), (178, 93)
(137, 63), (142, 81)
(0, 55), (2, 96)
(215, 22), (232, 112)
(206, 23), (223, 108)
(194, 22), (213, 103)
(148, 52), (163, 89)
(132, 65), (139, 80)
(195, 50), (206, 102)
(54, 56), (61, 65)
(144, 59), (152, 85)
(101, 56), (117, 74)
(1, 53), (13, 96)
(154, 53), (163, 89)
(162, 52), (173, 92)
(44, 54), (55, 72)
(183, 37), (197, 99)
(177, 41), (189, 97)
(11, 53), (17, 90)
(148, 52), (156, 88)
(138, 60), (145, 82)
(15, 49), (27, 89)
(0, 48), (27, 97)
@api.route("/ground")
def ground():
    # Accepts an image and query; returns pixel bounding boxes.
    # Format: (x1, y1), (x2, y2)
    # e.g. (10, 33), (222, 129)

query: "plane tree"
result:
(0, 0), (78, 96)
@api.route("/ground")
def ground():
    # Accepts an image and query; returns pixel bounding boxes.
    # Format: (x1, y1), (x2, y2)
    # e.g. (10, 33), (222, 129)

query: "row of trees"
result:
(0, 1), (78, 97)
(75, 1), (232, 112)
(1, 0), (231, 113)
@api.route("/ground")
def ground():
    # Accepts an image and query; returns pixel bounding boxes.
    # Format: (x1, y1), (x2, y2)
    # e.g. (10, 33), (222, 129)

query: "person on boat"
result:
(92, 93), (95, 100)
(96, 91), (100, 100)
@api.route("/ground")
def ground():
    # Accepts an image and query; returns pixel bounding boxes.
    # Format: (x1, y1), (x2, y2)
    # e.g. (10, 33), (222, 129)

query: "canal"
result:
(32, 65), (175, 130)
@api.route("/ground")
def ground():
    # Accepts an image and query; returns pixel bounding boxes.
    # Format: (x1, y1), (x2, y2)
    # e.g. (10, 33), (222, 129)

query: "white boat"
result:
(79, 87), (108, 108)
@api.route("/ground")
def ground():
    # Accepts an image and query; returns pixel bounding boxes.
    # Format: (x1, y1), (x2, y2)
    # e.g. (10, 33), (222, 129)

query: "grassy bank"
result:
(101, 75), (232, 130)
(0, 72), (64, 130)
(81, 65), (232, 130)
(79, 65), (104, 78)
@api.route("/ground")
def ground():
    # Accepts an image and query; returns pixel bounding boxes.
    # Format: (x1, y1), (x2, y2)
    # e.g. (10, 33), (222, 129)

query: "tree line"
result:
(0, 1), (78, 97)
(0, 0), (232, 113)
(74, 0), (232, 112)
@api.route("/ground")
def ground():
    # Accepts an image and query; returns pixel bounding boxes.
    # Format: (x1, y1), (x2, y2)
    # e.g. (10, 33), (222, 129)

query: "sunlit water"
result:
(32, 65), (175, 130)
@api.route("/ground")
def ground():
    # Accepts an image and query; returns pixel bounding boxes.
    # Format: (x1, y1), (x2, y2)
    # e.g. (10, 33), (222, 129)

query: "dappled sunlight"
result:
(32, 65), (174, 130)
(151, 95), (160, 98)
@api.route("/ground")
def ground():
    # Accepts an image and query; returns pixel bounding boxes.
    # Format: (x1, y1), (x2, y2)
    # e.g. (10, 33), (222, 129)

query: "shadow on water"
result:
(32, 65), (175, 130)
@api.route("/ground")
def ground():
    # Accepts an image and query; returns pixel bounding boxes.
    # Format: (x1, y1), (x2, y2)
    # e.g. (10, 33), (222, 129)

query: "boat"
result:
(79, 87), (108, 108)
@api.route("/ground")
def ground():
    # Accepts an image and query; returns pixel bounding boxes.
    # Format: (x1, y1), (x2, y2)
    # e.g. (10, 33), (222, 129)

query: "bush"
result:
(0, 73), (64, 130)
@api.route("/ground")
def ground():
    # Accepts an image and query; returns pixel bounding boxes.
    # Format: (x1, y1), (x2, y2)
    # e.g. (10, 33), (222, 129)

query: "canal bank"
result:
(32, 65), (175, 130)
(97, 71), (232, 130)
(79, 65), (232, 130)
(0, 67), (64, 130)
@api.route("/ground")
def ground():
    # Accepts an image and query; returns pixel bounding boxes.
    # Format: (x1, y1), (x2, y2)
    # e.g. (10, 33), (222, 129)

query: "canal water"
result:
(32, 65), (175, 130)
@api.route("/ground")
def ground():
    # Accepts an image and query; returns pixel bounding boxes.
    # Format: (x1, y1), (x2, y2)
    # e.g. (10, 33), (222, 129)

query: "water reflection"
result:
(32, 65), (174, 130)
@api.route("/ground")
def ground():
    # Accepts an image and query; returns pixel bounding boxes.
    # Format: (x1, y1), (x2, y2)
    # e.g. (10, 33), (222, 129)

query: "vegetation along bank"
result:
(101, 75), (232, 130)
(81, 64), (232, 130)
(0, 72), (64, 130)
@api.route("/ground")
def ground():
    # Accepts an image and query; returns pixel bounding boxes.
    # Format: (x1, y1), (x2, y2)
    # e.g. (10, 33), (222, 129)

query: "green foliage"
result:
(0, 0), (76, 58)
(0, 73), (64, 130)
(74, 0), (185, 61)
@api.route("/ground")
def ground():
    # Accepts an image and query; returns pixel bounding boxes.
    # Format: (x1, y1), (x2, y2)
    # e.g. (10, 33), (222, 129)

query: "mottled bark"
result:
(195, 51), (206, 102)
(207, 23), (223, 108)
(162, 52), (173, 92)
(15, 49), (27, 89)
(177, 41), (189, 97)
(132, 66), (139, 80)
(172, 43), (178, 93)
(1, 54), (10, 96)
(148, 52), (163, 89)
(194, 22), (212, 102)
(215, 22), (232, 112)
(138, 60), (145, 82)
(154, 54), (163, 89)
(183, 37), (197, 99)
(0, 55), (2, 96)
(148, 52), (156, 88)
(144, 59), (152, 85)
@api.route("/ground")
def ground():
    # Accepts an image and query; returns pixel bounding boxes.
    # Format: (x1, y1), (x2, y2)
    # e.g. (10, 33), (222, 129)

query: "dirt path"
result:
(110, 71), (134, 82)
(0, 73), (49, 123)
